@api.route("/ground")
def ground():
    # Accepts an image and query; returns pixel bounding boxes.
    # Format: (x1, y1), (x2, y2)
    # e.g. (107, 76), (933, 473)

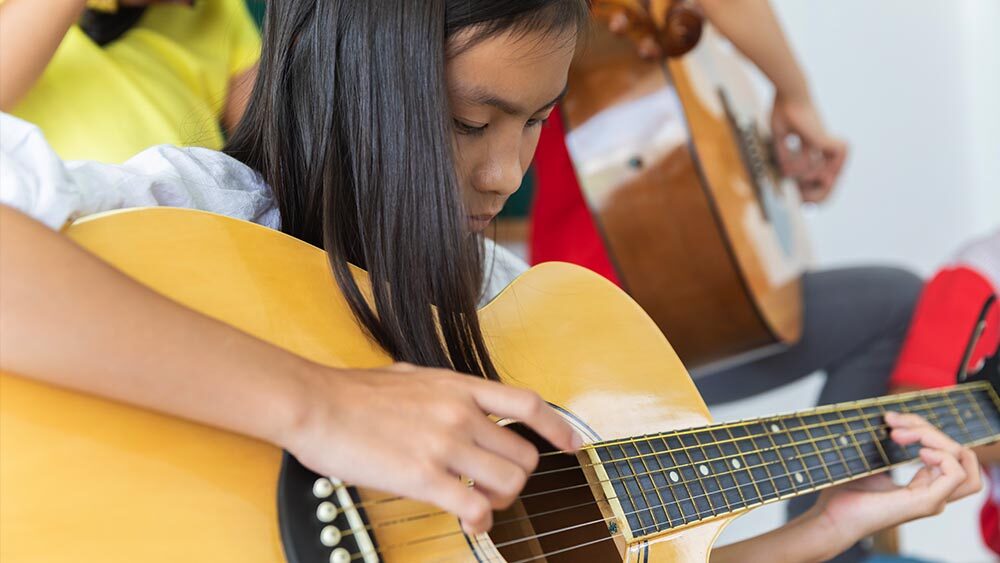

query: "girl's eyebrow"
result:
(457, 84), (568, 116)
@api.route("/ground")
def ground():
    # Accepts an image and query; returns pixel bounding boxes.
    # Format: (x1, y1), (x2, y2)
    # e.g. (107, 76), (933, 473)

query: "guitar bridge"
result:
(278, 453), (379, 563)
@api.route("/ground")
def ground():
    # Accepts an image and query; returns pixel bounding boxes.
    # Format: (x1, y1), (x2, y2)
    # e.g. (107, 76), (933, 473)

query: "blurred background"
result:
(711, 2), (999, 561)
(498, 1), (999, 561)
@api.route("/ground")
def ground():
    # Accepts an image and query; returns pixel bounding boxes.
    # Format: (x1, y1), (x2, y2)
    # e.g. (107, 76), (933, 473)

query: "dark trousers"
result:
(694, 266), (924, 562)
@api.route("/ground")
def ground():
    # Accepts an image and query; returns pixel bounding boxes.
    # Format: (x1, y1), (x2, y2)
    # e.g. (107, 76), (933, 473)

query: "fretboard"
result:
(592, 382), (1000, 540)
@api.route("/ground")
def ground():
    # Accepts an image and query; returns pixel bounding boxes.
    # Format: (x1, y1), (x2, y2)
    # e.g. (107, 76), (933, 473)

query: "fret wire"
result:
(355, 392), (997, 521)
(941, 392), (973, 442)
(712, 427), (753, 507)
(913, 394), (953, 447)
(817, 411), (853, 480)
(631, 438), (674, 529)
(872, 401), (907, 463)
(977, 385), (1000, 439)
(723, 424), (766, 503)
(796, 413), (836, 484)
(676, 433), (715, 520)
(984, 385), (1000, 422)
(963, 386), (995, 439)
(351, 415), (998, 558)
(344, 390), (996, 528)
(547, 395), (986, 492)
(854, 406), (893, 467)
(592, 412), (992, 508)
(542, 422), (983, 543)
(546, 382), (994, 455)
(361, 407), (1000, 563)
(834, 408), (873, 473)
(760, 417), (802, 493)
(693, 431), (734, 515)
(341, 392), (1000, 560)
(570, 392), (983, 468)
(660, 435), (698, 524)
(611, 443), (647, 531)
(612, 431), (907, 539)
(621, 439), (660, 531)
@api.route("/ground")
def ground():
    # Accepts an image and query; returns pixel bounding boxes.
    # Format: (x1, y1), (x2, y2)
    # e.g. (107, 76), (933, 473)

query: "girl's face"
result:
(447, 29), (577, 232)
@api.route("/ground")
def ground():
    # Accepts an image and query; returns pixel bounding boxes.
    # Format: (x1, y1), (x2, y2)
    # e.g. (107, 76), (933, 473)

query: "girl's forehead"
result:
(446, 30), (576, 112)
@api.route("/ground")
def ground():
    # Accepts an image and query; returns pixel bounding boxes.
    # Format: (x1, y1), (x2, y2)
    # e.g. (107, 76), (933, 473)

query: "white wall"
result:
(773, 0), (999, 276)
(713, 2), (1000, 561)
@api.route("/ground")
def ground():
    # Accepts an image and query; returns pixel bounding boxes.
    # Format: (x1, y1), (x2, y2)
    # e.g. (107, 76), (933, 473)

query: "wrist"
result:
(774, 86), (813, 108)
(271, 359), (343, 451)
(797, 504), (856, 562)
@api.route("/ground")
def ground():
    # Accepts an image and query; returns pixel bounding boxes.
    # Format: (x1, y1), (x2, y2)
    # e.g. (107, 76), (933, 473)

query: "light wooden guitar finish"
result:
(2, 209), (997, 562)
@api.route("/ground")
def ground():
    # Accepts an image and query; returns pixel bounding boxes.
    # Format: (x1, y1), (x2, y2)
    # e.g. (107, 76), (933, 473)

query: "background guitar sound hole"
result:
(489, 424), (619, 562)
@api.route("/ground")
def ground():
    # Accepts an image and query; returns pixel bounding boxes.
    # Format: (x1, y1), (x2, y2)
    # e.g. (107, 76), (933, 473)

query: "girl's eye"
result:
(453, 119), (487, 136)
(526, 116), (551, 129)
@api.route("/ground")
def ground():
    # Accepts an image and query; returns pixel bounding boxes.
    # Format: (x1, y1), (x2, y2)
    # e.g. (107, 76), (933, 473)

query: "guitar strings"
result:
(350, 417), (986, 563)
(538, 384), (992, 456)
(327, 390), (994, 516)
(337, 407), (989, 561)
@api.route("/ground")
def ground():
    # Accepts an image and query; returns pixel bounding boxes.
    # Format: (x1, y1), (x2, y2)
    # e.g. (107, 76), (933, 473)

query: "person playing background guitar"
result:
(529, 1), (924, 561)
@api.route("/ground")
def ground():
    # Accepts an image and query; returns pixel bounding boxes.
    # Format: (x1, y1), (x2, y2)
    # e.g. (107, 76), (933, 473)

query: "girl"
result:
(0, 1), (981, 558)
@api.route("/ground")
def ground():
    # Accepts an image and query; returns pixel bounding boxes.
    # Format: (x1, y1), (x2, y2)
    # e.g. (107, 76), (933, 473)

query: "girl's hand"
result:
(810, 412), (982, 544)
(283, 362), (582, 535)
(770, 94), (848, 203)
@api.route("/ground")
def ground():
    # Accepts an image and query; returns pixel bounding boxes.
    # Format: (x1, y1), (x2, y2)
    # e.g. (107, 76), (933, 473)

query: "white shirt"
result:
(0, 112), (527, 303)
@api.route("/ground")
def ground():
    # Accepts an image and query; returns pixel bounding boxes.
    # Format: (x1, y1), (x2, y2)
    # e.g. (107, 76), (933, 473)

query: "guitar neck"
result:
(590, 382), (1000, 540)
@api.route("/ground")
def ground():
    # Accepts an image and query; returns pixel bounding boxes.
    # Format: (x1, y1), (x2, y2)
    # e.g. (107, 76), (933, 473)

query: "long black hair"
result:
(224, 1), (588, 379)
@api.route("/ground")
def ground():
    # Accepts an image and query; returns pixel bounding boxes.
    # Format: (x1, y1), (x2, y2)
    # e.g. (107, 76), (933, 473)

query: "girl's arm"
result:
(0, 205), (579, 534)
(0, 0), (87, 110)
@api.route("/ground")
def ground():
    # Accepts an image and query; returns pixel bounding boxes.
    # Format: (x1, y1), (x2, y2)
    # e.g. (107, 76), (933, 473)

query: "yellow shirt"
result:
(11, 0), (260, 163)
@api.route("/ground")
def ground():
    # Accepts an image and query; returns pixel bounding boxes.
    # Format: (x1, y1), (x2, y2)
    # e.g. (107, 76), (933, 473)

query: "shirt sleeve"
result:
(1, 112), (279, 230)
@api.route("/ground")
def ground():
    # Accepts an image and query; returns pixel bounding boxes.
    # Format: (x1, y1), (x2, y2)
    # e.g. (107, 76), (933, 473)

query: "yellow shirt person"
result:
(1, 0), (260, 163)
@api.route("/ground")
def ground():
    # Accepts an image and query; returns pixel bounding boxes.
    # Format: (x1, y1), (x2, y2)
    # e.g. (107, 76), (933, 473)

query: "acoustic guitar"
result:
(1, 208), (996, 563)
(562, 1), (811, 371)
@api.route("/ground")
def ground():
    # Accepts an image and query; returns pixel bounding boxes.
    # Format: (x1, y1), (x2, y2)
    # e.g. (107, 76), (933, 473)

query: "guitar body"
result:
(0, 208), (730, 562)
(561, 25), (811, 371)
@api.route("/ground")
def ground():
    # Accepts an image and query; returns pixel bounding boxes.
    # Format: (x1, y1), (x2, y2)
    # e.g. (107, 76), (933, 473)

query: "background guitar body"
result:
(0, 208), (731, 562)
(562, 25), (811, 371)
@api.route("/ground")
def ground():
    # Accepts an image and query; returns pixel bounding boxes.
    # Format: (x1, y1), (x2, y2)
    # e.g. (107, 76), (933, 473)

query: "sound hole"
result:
(489, 424), (619, 562)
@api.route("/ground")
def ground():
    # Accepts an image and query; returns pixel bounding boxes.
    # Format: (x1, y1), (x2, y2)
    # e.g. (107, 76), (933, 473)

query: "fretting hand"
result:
(282, 362), (581, 535)
(809, 412), (981, 545)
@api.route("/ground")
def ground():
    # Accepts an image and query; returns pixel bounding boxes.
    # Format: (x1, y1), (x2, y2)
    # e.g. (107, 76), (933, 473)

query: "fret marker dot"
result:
(732, 459), (741, 469)
(699, 464), (709, 476)
(770, 424), (780, 433)
(669, 471), (679, 482)
(838, 436), (848, 446)
(794, 472), (804, 484)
